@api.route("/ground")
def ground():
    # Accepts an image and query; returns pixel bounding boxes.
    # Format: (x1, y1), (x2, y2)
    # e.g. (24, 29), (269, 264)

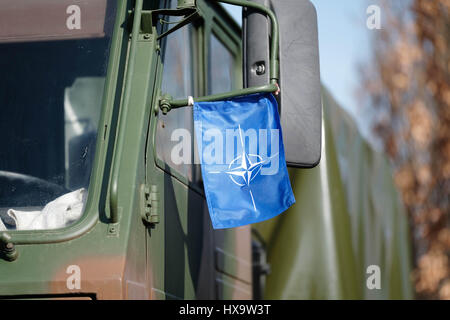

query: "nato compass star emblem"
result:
(209, 125), (278, 212)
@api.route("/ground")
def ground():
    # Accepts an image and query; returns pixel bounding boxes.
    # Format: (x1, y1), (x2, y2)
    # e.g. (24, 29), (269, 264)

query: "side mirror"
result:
(243, 0), (322, 168)
(157, 0), (321, 168)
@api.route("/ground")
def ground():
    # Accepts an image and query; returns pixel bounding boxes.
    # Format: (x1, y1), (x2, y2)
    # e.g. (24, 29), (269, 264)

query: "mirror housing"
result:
(243, 0), (322, 168)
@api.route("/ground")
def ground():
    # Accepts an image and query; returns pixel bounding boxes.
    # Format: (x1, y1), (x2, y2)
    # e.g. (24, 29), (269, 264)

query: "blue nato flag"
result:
(194, 93), (295, 229)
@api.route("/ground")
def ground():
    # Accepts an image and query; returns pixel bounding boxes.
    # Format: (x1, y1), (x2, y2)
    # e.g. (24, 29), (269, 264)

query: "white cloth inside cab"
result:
(0, 216), (6, 232)
(0, 188), (86, 231)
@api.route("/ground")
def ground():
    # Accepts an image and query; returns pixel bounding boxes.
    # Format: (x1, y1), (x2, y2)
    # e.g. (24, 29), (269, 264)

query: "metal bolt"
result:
(255, 63), (266, 75)
(143, 33), (151, 40)
(2, 241), (18, 261)
(161, 105), (170, 115)
(159, 95), (172, 115)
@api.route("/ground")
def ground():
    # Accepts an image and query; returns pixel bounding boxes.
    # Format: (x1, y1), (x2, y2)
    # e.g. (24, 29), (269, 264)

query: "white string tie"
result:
(188, 96), (194, 106)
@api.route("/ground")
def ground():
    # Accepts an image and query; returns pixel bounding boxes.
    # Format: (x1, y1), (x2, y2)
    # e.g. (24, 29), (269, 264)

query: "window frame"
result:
(154, 17), (198, 184)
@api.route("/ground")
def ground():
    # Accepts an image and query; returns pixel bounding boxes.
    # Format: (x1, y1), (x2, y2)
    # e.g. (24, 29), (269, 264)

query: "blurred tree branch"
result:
(360, 0), (450, 299)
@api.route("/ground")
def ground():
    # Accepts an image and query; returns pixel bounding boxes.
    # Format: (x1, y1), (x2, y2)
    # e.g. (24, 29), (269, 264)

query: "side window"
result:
(155, 2), (241, 184)
(208, 33), (237, 95)
(155, 2), (195, 180)
(0, 0), (116, 231)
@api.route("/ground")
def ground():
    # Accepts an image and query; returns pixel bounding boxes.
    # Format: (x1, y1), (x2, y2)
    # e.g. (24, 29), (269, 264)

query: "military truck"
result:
(0, 0), (412, 299)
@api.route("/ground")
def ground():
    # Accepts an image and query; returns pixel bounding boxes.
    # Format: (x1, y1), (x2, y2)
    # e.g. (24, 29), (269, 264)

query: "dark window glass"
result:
(208, 34), (235, 95)
(0, 1), (116, 229)
(156, 0), (195, 180)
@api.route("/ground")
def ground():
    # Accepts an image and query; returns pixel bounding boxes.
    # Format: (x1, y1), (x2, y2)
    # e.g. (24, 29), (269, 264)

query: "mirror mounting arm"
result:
(160, 83), (278, 114)
(158, 0), (280, 113)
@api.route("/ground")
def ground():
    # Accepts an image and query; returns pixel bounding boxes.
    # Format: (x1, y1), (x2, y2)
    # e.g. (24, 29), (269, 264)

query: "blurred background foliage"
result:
(360, 0), (450, 299)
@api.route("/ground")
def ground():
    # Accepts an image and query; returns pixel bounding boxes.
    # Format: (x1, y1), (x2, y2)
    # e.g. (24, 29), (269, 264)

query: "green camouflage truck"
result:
(0, 0), (412, 299)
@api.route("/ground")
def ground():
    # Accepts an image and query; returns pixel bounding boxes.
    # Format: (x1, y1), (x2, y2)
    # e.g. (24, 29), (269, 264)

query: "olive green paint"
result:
(0, 0), (412, 300)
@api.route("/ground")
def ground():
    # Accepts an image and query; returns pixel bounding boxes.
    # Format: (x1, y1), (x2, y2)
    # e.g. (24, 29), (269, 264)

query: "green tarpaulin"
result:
(254, 88), (413, 299)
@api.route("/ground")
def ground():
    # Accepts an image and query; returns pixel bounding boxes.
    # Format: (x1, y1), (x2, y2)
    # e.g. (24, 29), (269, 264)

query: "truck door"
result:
(145, 0), (251, 299)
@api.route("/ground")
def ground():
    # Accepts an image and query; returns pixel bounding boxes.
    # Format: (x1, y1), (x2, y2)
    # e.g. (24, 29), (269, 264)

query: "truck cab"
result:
(0, 0), (415, 301)
(0, 0), (263, 299)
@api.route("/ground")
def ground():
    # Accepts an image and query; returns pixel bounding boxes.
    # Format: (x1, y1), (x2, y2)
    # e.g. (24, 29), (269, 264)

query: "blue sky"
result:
(224, 1), (374, 126)
(310, 0), (372, 116)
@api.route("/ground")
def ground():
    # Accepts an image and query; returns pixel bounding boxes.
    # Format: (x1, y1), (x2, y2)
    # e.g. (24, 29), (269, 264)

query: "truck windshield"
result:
(0, 0), (116, 231)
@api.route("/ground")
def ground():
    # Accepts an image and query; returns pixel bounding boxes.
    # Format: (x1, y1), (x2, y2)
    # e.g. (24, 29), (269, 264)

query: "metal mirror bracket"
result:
(156, 0), (280, 113)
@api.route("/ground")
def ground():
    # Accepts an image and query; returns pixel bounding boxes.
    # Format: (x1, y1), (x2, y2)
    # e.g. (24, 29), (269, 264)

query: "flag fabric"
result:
(193, 92), (295, 229)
